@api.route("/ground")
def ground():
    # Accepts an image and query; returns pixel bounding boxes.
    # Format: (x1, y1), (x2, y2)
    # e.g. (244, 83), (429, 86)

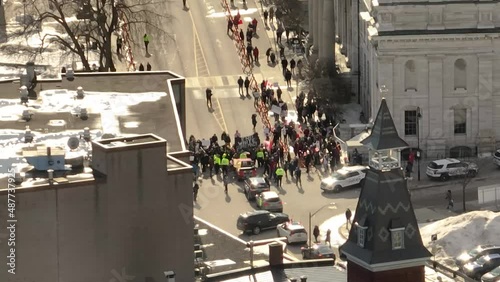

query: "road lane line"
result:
(215, 97), (228, 133)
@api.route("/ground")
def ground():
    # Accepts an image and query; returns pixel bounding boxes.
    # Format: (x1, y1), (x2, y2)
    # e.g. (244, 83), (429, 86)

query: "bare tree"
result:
(272, 0), (306, 38)
(12, 0), (171, 71)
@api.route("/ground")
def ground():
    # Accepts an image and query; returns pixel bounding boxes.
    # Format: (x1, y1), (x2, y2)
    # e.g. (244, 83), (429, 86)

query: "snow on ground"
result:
(421, 210), (500, 267)
(0, 90), (166, 174)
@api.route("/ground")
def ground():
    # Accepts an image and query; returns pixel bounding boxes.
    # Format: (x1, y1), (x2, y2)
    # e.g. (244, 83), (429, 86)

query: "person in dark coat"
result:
(193, 182), (200, 202)
(266, 47), (272, 62)
(285, 69), (292, 88)
(313, 225), (320, 243)
(281, 58), (288, 76)
(290, 58), (296, 75)
(244, 77), (250, 96)
(237, 76), (244, 95)
(246, 44), (253, 63)
(251, 113), (257, 131)
(206, 88), (213, 108)
(239, 29), (244, 43)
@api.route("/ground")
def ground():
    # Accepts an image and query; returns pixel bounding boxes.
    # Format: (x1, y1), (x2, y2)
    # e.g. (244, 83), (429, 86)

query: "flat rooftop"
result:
(0, 71), (187, 189)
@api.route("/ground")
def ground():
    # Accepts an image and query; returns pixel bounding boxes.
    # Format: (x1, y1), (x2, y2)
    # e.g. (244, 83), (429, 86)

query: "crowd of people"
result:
(191, 1), (349, 197)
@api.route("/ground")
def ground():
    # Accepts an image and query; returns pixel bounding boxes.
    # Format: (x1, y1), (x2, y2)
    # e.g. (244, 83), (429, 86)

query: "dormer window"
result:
(356, 214), (368, 248)
(390, 218), (405, 250)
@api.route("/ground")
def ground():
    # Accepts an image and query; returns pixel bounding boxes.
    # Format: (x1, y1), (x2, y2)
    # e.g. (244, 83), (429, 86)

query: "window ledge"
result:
(454, 133), (467, 136)
(454, 88), (467, 93)
(405, 88), (417, 93)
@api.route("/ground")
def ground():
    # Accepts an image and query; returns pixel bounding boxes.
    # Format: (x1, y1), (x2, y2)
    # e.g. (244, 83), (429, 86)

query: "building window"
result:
(404, 110), (417, 136)
(454, 108), (467, 134)
(390, 228), (405, 250)
(454, 59), (467, 90)
(404, 60), (417, 91)
(357, 225), (368, 247)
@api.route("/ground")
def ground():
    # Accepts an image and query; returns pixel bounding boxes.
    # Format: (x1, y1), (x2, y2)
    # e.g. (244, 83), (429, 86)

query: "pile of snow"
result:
(421, 210), (500, 267)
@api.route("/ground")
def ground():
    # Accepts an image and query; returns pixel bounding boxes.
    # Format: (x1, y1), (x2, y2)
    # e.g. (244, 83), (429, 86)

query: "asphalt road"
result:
(126, 0), (500, 259)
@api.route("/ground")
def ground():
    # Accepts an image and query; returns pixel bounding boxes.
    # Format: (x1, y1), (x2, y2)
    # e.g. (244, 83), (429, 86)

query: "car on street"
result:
(236, 210), (290, 235)
(463, 253), (500, 280)
(301, 243), (336, 260)
(426, 158), (478, 181)
(494, 149), (500, 167)
(276, 221), (307, 244)
(456, 245), (500, 268)
(482, 265), (500, 282)
(320, 165), (368, 192)
(233, 158), (257, 180)
(256, 191), (283, 212)
(244, 177), (271, 200)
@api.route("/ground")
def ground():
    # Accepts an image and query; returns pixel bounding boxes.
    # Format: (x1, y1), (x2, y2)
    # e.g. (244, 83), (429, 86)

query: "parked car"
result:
(236, 210), (289, 235)
(494, 149), (500, 167)
(276, 221), (307, 244)
(426, 158), (478, 181)
(256, 191), (283, 212)
(301, 243), (336, 260)
(463, 253), (500, 280)
(320, 166), (368, 192)
(482, 265), (500, 282)
(456, 245), (500, 268)
(233, 158), (256, 180)
(244, 177), (271, 200)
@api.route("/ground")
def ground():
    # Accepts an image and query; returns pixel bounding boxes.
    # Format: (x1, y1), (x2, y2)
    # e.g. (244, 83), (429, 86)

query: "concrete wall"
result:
(0, 145), (194, 282)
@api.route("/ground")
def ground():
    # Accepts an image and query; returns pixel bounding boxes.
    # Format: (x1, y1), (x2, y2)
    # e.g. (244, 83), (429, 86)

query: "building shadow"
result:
(0, 4), (6, 43)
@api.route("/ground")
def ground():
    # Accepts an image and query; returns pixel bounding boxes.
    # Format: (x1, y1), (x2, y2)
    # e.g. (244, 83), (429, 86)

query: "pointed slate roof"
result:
(361, 99), (409, 150)
(341, 168), (432, 267)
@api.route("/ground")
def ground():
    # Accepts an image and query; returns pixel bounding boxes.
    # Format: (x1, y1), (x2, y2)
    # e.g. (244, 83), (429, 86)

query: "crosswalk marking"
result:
(186, 73), (265, 89)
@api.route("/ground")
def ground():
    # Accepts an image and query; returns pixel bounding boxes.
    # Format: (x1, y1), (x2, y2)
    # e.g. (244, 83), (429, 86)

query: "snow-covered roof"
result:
(0, 72), (187, 189)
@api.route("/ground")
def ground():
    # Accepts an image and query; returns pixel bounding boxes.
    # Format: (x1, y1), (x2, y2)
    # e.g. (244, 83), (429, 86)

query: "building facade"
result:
(310, 0), (500, 158)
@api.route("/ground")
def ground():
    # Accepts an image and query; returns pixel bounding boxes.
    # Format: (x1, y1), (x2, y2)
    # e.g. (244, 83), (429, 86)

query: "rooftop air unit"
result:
(76, 86), (85, 99)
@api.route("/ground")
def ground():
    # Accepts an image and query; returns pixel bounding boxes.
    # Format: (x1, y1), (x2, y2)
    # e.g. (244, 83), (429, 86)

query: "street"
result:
(126, 0), (500, 260)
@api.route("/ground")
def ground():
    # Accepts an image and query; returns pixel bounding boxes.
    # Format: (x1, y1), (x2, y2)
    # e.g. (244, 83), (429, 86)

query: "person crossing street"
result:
(244, 77), (250, 96)
(276, 166), (285, 188)
(253, 46), (259, 63)
(295, 166), (302, 186)
(238, 76), (244, 95)
(251, 113), (257, 131)
(206, 88), (213, 108)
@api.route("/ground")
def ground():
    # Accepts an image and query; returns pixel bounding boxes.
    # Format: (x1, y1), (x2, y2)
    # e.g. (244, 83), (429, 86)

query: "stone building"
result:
(309, 0), (500, 157)
(0, 71), (194, 282)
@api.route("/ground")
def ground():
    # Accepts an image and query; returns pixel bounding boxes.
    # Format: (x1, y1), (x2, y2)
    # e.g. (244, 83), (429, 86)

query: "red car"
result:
(233, 158), (257, 180)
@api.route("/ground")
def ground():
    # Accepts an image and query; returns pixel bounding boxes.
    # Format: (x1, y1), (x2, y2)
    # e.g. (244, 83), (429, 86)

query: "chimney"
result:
(300, 276), (307, 282)
(47, 147), (51, 157)
(47, 169), (54, 181)
(164, 271), (175, 282)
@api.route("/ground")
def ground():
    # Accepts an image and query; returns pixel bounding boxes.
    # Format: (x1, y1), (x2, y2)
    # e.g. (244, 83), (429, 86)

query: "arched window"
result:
(454, 59), (467, 90)
(404, 60), (417, 91)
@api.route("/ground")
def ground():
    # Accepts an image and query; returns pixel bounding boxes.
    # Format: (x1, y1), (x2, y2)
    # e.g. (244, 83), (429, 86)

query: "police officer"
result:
(221, 154), (230, 176)
(240, 151), (247, 159)
(275, 166), (285, 188)
(256, 148), (264, 167)
(213, 153), (221, 175)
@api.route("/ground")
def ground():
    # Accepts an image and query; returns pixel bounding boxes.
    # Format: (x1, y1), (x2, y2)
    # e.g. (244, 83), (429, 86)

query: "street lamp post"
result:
(417, 107), (422, 181)
(308, 202), (336, 248)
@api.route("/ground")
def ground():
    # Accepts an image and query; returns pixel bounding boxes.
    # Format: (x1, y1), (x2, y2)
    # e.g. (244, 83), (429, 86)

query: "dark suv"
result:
(456, 245), (500, 268)
(244, 177), (271, 200)
(237, 210), (289, 235)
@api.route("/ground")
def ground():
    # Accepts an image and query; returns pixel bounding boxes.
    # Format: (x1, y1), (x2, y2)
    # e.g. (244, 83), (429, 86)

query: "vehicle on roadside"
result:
(463, 253), (500, 280)
(236, 210), (289, 235)
(426, 158), (478, 181)
(276, 221), (307, 244)
(320, 165), (368, 193)
(481, 265), (500, 281)
(256, 191), (283, 212)
(244, 177), (271, 200)
(456, 245), (500, 268)
(301, 243), (336, 260)
(494, 149), (500, 167)
(233, 158), (256, 181)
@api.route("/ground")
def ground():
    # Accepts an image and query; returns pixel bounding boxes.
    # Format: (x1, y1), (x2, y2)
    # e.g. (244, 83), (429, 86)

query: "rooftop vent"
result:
(22, 109), (32, 121)
(76, 86), (84, 99)
(82, 127), (91, 141)
(79, 108), (88, 120)
(24, 126), (33, 143)
(300, 276), (307, 282)
(66, 68), (75, 81)
(19, 85), (29, 104)
(47, 169), (54, 181)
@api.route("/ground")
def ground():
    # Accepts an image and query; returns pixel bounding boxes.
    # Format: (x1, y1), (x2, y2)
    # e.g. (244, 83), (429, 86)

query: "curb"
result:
(409, 176), (489, 191)
(337, 223), (349, 240)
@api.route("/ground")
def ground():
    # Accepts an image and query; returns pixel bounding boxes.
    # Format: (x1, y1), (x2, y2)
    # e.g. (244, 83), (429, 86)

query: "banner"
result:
(271, 105), (281, 115)
(237, 133), (260, 151)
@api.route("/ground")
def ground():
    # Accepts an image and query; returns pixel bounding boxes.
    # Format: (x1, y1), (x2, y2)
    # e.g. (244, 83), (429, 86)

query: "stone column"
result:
(309, 0), (314, 42)
(350, 0), (359, 95)
(427, 55), (446, 157)
(341, 0), (348, 54)
(477, 54), (495, 154)
(314, 0), (323, 52)
(319, 0), (335, 62)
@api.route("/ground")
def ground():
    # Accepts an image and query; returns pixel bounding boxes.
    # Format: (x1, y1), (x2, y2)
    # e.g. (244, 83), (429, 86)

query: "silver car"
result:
(256, 191), (283, 212)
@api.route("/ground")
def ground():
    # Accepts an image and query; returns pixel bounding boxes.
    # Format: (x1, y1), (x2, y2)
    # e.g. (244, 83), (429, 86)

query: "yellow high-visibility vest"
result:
(221, 158), (230, 166)
(240, 152), (247, 158)
(276, 168), (285, 176)
(214, 155), (221, 165)
(256, 151), (264, 158)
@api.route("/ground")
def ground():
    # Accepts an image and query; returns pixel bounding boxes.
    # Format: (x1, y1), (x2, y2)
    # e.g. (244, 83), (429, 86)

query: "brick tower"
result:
(341, 98), (431, 282)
